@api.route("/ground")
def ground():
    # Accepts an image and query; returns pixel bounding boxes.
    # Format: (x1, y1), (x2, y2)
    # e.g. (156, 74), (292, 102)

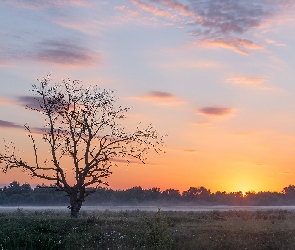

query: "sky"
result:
(1, 0), (295, 193)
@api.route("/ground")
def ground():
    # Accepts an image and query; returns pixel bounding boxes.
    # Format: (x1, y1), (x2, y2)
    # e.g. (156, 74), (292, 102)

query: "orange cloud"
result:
(205, 40), (249, 56)
(203, 38), (264, 55)
(183, 149), (197, 153)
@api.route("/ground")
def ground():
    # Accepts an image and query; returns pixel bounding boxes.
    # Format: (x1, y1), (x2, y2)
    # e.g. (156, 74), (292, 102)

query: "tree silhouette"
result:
(0, 75), (165, 217)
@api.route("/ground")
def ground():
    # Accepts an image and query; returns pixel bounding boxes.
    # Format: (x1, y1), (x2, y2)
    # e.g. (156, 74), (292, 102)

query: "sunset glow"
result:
(1, 0), (295, 193)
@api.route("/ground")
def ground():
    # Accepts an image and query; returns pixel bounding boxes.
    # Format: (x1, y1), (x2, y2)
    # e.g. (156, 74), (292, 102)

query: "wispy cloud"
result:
(130, 0), (293, 55)
(191, 121), (212, 127)
(202, 38), (264, 56)
(265, 38), (286, 47)
(130, 91), (185, 106)
(0, 39), (100, 67)
(17, 96), (43, 110)
(198, 107), (235, 117)
(1, 96), (46, 111)
(147, 91), (174, 99)
(186, 0), (274, 54)
(277, 171), (294, 175)
(0, 119), (66, 136)
(6, 0), (92, 9)
(0, 99), (14, 105)
(111, 157), (144, 165)
(130, 0), (173, 18)
(113, 4), (161, 26)
(0, 120), (23, 129)
(51, 17), (103, 36)
(0, 45), (23, 66)
(115, 5), (142, 19)
(158, 59), (221, 69)
(227, 77), (267, 86)
(32, 40), (99, 67)
(0, 61), (9, 67)
(183, 149), (197, 153)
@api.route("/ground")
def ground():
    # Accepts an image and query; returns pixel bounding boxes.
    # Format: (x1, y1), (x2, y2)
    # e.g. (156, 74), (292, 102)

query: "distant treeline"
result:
(1, 181), (295, 206)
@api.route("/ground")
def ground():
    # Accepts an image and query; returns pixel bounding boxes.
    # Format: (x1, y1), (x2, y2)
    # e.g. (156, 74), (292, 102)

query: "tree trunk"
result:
(69, 193), (83, 218)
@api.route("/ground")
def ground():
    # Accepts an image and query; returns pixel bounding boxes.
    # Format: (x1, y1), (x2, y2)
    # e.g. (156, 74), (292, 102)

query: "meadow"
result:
(1, 208), (295, 249)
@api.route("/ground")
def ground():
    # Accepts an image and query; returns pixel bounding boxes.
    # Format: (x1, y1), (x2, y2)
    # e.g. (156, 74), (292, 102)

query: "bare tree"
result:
(0, 75), (165, 217)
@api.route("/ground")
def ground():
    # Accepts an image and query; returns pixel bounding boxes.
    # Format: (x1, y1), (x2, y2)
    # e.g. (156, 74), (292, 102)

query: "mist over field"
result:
(3, 205), (295, 213)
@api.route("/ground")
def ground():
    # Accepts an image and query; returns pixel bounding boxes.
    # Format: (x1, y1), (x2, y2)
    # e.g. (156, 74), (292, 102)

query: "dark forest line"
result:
(1, 181), (295, 206)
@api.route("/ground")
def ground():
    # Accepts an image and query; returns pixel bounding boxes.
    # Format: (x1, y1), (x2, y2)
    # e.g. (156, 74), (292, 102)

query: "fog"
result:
(2, 205), (295, 213)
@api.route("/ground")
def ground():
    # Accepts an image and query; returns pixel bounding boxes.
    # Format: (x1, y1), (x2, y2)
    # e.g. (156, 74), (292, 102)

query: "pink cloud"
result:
(153, 0), (204, 22)
(192, 121), (212, 127)
(158, 60), (221, 69)
(198, 107), (235, 117)
(0, 62), (9, 67)
(115, 5), (141, 18)
(130, 0), (172, 17)
(147, 91), (174, 99)
(7, 0), (92, 9)
(202, 38), (264, 55)
(105, 4), (160, 27)
(129, 0), (292, 55)
(227, 77), (267, 86)
(235, 38), (265, 50)
(0, 98), (15, 106)
(265, 38), (286, 47)
(51, 18), (103, 36)
(129, 91), (185, 106)
(204, 40), (249, 56)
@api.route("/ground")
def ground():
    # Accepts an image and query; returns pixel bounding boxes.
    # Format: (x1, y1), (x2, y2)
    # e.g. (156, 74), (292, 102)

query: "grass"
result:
(1, 209), (295, 249)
